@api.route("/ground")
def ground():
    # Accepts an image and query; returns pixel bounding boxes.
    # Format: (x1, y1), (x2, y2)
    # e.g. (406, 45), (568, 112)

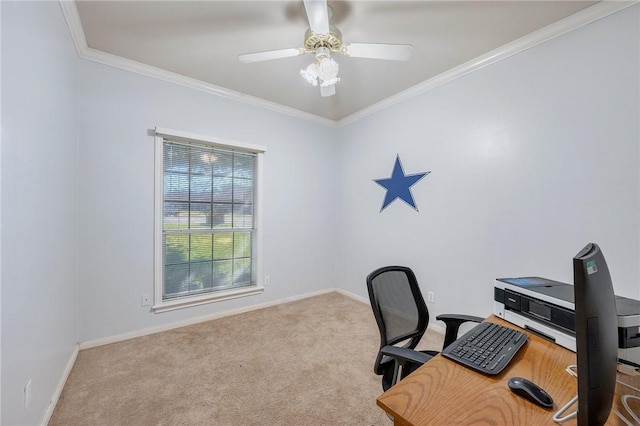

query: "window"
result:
(154, 128), (265, 312)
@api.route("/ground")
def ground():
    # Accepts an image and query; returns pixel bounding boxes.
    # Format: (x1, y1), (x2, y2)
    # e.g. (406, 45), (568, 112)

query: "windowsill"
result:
(152, 285), (264, 313)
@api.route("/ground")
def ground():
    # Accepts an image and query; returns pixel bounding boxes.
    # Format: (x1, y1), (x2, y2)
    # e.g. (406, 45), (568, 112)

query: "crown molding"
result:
(59, 0), (87, 55)
(337, 1), (638, 127)
(82, 47), (338, 127)
(58, 0), (338, 128)
(59, 0), (636, 129)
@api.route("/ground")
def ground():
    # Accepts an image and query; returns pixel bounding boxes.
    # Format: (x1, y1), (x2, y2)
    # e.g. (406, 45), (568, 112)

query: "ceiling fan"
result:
(238, 0), (412, 97)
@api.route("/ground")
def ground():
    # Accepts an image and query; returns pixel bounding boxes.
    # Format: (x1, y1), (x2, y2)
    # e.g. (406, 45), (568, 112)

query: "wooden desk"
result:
(377, 315), (640, 425)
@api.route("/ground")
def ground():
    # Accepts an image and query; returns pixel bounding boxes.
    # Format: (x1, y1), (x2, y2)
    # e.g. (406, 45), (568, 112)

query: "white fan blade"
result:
(320, 84), (335, 97)
(238, 48), (304, 64)
(303, 0), (329, 35)
(344, 43), (413, 61)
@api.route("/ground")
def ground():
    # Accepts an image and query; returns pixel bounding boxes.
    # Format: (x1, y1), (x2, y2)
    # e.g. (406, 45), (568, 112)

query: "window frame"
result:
(153, 127), (266, 313)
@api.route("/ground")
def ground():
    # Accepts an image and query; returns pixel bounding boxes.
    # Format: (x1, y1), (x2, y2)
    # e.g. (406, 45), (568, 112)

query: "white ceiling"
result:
(70, 1), (606, 124)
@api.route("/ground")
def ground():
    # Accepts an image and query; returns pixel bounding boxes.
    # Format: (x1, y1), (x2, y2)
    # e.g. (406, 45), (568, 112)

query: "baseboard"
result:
(42, 344), (79, 426)
(79, 288), (338, 350)
(52, 290), (342, 422)
(334, 288), (370, 305)
(49, 288), (443, 423)
(78, 286), (443, 350)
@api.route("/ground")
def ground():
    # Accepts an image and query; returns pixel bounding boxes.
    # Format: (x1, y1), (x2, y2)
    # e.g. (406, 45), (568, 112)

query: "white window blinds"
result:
(162, 140), (256, 300)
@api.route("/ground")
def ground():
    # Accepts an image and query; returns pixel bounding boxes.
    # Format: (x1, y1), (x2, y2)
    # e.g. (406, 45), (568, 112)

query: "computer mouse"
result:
(508, 377), (553, 409)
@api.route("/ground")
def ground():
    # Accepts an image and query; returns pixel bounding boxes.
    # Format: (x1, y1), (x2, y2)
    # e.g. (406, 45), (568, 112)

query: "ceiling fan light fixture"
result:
(301, 47), (340, 92)
(315, 46), (331, 60)
(300, 62), (319, 86)
(320, 77), (340, 87)
(320, 83), (336, 97)
(316, 57), (339, 82)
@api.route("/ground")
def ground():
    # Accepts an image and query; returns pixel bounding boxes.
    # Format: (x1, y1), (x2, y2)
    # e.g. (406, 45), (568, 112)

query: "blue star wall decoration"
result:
(374, 155), (430, 212)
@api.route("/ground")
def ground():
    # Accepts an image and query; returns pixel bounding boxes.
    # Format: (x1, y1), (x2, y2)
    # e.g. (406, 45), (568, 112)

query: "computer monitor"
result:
(573, 243), (618, 425)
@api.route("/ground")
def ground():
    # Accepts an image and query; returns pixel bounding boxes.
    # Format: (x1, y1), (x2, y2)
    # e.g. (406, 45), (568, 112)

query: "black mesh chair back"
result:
(367, 266), (429, 381)
(367, 265), (484, 391)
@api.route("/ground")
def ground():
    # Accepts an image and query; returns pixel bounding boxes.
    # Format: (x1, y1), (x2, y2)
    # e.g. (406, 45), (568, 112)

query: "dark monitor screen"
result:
(573, 243), (618, 425)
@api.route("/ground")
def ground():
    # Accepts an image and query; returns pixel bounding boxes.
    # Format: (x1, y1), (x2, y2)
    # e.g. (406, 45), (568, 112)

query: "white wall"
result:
(1, 2), (638, 424)
(76, 60), (338, 342)
(336, 6), (640, 319)
(1, 2), (79, 425)
(0, 2), (4, 422)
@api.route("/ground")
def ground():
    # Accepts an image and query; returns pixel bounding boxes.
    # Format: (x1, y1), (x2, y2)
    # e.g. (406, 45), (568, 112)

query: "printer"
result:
(494, 277), (640, 364)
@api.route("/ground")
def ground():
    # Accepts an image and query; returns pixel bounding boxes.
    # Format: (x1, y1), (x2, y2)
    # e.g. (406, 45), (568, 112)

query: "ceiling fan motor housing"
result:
(304, 26), (343, 52)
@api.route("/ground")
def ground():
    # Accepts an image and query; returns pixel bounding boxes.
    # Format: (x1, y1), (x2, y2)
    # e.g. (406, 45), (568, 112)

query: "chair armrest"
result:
(436, 314), (484, 348)
(381, 345), (433, 365)
(380, 346), (436, 387)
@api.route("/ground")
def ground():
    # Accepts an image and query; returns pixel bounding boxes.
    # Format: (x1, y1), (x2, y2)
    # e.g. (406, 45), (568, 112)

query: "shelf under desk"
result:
(376, 315), (640, 425)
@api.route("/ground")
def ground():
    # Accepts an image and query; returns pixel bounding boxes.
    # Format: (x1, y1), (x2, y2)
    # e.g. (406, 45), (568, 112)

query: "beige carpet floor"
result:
(50, 291), (444, 426)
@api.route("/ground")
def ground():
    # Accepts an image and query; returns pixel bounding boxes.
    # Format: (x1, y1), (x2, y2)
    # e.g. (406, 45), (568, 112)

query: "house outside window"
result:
(154, 128), (265, 312)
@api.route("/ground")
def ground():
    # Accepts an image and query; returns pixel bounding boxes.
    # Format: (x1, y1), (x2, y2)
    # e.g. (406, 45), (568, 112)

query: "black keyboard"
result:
(441, 322), (528, 375)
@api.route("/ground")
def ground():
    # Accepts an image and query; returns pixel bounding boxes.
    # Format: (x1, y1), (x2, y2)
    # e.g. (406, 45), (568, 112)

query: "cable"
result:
(621, 395), (640, 424)
(553, 363), (640, 425)
(617, 373), (640, 424)
(553, 365), (578, 423)
(618, 378), (640, 394)
(553, 395), (577, 423)
(613, 407), (636, 426)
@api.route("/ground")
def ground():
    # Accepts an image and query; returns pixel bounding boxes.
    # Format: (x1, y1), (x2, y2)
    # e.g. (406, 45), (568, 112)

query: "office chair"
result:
(367, 265), (483, 391)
